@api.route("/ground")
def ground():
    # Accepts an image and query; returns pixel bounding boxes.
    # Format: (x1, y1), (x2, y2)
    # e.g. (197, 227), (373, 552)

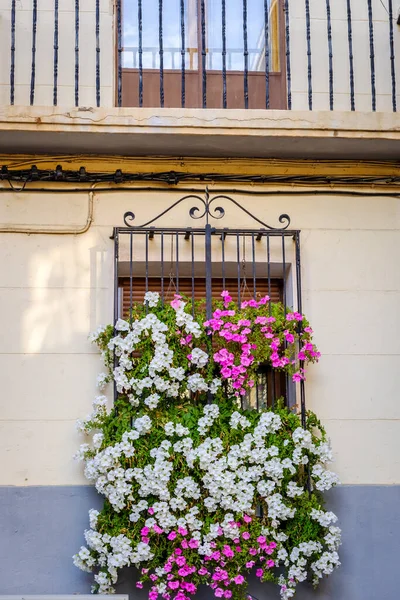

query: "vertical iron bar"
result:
(53, 0), (59, 106)
(129, 232), (133, 321)
(367, 0), (376, 111)
(161, 231), (164, 306)
(256, 376), (260, 411)
(251, 233), (256, 299)
(159, 0), (164, 107)
(175, 232), (179, 293)
(30, 0), (37, 105)
(200, 0), (207, 108)
(243, 0), (249, 109)
(271, 370), (276, 408)
(113, 229), (120, 407)
(304, 0), (312, 110)
(191, 232), (195, 316)
(267, 234), (271, 315)
(180, 0), (186, 107)
(114, 230), (120, 324)
(75, 0), (80, 107)
(264, 0), (270, 109)
(236, 234), (241, 309)
(388, 0), (397, 112)
(138, 0), (143, 106)
(205, 225), (213, 320)
(326, 0), (333, 110)
(96, 0), (100, 107)
(282, 235), (286, 316)
(346, 0), (355, 111)
(10, 0), (16, 105)
(116, 0), (122, 107)
(284, 0), (291, 109)
(222, 0), (227, 108)
(221, 232), (226, 290)
(294, 232), (306, 429)
(145, 232), (149, 294)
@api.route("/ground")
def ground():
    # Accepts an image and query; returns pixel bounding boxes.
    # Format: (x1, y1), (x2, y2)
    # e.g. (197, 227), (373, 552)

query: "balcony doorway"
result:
(119, 0), (286, 109)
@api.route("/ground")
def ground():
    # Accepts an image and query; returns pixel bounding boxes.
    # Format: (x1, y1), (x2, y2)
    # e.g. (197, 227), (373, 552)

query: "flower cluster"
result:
(75, 292), (340, 599)
(206, 293), (320, 396)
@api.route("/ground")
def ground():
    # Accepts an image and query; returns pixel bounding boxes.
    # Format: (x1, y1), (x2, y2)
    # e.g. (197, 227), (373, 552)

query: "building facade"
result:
(0, 0), (399, 598)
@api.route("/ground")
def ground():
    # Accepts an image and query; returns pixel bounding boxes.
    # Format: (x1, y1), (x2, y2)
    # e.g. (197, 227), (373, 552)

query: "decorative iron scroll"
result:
(123, 189), (291, 230)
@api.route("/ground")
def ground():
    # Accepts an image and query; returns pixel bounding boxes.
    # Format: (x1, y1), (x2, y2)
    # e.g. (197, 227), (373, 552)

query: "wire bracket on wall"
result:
(123, 187), (291, 230)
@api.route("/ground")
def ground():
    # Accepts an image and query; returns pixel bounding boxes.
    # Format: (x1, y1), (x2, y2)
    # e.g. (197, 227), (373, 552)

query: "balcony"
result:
(0, 1), (398, 159)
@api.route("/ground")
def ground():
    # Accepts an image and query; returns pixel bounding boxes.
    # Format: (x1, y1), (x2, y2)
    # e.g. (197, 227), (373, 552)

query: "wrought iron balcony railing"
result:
(1, 0), (398, 112)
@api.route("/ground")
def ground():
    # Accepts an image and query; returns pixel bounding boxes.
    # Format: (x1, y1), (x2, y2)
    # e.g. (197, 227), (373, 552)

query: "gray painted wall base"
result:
(0, 486), (399, 599)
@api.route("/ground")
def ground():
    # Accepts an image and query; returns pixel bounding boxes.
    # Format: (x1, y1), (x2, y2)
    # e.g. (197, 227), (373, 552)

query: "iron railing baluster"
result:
(96, 0), (100, 107)
(30, 0), (37, 106)
(284, 0), (292, 109)
(305, 0), (312, 110)
(159, 0), (164, 107)
(180, 0), (185, 108)
(10, 0), (16, 105)
(53, 0), (59, 106)
(117, 0), (122, 107)
(264, 0), (270, 109)
(138, 0), (143, 106)
(222, 0), (227, 108)
(367, 0), (376, 111)
(388, 0), (396, 112)
(75, 0), (80, 107)
(200, 0), (207, 108)
(346, 0), (355, 111)
(243, 0), (249, 109)
(326, 0), (333, 111)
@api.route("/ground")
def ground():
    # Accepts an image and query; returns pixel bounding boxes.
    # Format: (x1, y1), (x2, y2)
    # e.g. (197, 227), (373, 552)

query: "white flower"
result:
(189, 348), (209, 368)
(286, 481), (304, 498)
(144, 393), (161, 410)
(96, 373), (108, 390)
(115, 319), (130, 332)
(144, 291), (160, 308)
(89, 326), (106, 343)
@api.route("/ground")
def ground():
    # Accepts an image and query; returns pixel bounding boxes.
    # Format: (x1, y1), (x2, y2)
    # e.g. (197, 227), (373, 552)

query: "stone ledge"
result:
(0, 106), (399, 159)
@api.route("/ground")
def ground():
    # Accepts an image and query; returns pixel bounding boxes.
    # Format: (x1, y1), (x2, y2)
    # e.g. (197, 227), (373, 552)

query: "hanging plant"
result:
(74, 292), (340, 600)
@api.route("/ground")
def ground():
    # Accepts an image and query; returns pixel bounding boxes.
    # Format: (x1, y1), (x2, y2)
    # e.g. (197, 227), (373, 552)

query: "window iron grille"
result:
(112, 189), (306, 425)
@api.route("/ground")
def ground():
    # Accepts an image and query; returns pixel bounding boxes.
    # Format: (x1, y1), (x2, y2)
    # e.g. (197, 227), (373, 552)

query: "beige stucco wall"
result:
(0, 182), (399, 486)
(0, 0), (398, 111)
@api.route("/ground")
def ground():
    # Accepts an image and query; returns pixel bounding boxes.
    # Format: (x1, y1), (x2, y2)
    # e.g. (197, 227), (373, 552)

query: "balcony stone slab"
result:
(0, 106), (398, 160)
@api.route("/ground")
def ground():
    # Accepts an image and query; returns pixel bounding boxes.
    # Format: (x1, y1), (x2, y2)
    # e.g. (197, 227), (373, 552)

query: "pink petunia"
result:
(153, 525), (163, 534)
(168, 581), (180, 590)
(243, 515), (252, 523)
(233, 575), (245, 585)
(256, 569), (263, 578)
(257, 536), (266, 544)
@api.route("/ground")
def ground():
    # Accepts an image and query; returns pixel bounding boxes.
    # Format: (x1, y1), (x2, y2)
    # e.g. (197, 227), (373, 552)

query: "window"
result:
(120, 0), (286, 109)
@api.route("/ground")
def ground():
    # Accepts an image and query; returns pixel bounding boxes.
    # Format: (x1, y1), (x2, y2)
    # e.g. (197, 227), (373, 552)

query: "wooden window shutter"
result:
(120, 277), (283, 318)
